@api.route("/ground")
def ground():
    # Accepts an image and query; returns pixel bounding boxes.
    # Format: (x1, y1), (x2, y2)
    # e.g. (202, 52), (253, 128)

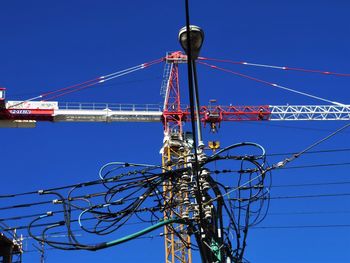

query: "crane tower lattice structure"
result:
(161, 52), (192, 263)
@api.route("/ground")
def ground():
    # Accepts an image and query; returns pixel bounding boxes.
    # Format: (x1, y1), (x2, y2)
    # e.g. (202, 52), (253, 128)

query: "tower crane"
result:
(1, 51), (350, 263)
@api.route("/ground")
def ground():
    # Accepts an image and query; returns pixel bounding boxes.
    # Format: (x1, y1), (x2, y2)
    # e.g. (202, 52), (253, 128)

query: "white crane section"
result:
(269, 105), (350, 121)
(54, 102), (162, 122)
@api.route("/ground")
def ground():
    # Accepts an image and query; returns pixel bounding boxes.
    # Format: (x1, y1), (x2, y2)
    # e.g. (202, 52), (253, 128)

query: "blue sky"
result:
(1, 1), (350, 262)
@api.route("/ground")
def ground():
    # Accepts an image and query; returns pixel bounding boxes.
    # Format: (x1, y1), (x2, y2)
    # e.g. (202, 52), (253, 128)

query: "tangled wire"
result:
(28, 142), (271, 262)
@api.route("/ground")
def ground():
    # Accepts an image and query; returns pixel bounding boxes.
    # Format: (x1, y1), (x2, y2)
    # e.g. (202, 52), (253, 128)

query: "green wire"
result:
(95, 218), (185, 250)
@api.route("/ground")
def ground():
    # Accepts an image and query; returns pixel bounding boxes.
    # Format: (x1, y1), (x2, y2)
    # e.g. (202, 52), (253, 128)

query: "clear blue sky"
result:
(1, 1), (350, 262)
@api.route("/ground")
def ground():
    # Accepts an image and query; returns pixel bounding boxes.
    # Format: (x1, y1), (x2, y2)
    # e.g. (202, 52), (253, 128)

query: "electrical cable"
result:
(3, 147), (350, 200)
(0, 134), (339, 263)
(267, 192), (350, 200)
(268, 210), (350, 216)
(252, 224), (350, 229)
(204, 121), (350, 207)
(28, 211), (187, 251)
(270, 122), (350, 170)
(182, 1), (209, 261)
(271, 181), (350, 188)
(5, 179), (349, 224)
(267, 148), (350, 157)
(278, 162), (350, 170)
(15, 140), (269, 260)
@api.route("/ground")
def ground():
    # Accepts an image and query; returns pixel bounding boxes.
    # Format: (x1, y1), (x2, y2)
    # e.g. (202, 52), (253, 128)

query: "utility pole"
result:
(178, 15), (228, 261)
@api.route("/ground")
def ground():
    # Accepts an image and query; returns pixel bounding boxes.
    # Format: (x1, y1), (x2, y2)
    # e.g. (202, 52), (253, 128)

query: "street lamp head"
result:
(178, 25), (204, 59)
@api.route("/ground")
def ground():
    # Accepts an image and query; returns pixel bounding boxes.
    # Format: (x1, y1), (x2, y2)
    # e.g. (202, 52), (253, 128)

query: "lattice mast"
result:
(161, 52), (192, 263)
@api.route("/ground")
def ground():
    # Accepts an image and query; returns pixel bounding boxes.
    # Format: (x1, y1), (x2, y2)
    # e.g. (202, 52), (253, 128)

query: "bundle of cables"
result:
(28, 142), (271, 262)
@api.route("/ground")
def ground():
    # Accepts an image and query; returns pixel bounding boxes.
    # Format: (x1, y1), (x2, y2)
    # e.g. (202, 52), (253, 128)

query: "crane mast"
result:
(161, 52), (192, 263)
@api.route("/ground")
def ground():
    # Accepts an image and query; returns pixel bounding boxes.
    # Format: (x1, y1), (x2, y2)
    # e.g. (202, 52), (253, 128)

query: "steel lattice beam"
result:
(269, 105), (350, 121)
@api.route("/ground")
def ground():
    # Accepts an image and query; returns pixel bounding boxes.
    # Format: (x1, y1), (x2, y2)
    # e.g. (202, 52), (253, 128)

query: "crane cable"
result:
(8, 57), (164, 108)
(198, 57), (350, 77)
(198, 61), (349, 108)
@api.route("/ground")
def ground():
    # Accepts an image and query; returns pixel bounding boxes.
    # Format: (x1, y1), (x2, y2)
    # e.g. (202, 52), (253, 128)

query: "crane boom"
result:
(1, 101), (349, 128)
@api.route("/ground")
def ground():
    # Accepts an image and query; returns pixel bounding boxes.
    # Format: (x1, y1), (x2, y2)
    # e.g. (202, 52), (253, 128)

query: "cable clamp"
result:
(46, 211), (53, 216)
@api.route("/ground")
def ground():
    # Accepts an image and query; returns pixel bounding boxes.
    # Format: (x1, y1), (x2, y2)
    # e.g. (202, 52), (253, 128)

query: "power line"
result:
(21, 222), (350, 254)
(268, 210), (350, 216)
(237, 120), (350, 134)
(0, 164), (174, 200)
(279, 162), (350, 170)
(268, 148), (350, 157)
(0, 178), (104, 199)
(1, 163), (350, 213)
(268, 193), (350, 200)
(1, 147), (349, 200)
(0, 200), (52, 211)
(2, 180), (350, 223)
(228, 192), (350, 202)
(4, 207), (349, 225)
(214, 162), (350, 176)
(2, 163), (349, 211)
(22, 224), (350, 258)
(252, 224), (350, 229)
(272, 181), (350, 188)
(0, 191), (140, 211)
(226, 180), (350, 189)
(5, 217), (152, 232)
(0, 209), (76, 223)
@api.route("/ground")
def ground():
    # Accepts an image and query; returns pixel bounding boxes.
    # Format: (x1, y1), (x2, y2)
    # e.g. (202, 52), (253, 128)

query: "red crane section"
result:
(181, 105), (270, 131)
(161, 51), (187, 134)
(0, 99), (55, 122)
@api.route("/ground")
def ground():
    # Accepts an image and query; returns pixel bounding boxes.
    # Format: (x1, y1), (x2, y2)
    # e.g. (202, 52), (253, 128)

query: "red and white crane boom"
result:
(1, 100), (349, 128)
